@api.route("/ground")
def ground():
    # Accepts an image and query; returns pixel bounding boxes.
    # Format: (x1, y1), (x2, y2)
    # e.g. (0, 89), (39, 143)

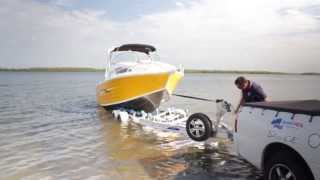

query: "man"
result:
(235, 76), (267, 113)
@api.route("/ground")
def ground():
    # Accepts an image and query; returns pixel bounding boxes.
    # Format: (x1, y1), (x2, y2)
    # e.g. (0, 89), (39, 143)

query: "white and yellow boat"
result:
(96, 44), (184, 112)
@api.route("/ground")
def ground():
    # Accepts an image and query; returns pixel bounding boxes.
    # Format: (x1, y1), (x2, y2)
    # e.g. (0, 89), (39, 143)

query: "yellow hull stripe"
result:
(96, 72), (183, 106)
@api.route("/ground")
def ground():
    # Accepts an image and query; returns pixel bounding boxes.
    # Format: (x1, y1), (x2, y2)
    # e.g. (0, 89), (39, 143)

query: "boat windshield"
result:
(110, 51), (153, 65)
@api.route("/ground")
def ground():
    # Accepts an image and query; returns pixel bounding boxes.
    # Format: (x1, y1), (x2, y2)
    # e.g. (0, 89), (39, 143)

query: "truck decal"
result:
(271, 118), (283, 129)
(271, 117), (303, 129)
(308, 133), (320, 149)
(267, 130), (297, 144)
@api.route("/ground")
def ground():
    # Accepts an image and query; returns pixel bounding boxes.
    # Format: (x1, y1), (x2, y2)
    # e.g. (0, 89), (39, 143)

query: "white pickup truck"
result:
(234, 100), (320, 180)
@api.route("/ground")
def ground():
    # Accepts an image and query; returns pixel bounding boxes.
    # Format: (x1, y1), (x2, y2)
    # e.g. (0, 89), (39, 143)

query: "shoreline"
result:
(0, 67), (319, 75)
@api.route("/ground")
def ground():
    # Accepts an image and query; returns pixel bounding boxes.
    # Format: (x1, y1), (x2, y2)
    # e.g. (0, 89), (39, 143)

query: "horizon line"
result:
(0, 67), (319, 75)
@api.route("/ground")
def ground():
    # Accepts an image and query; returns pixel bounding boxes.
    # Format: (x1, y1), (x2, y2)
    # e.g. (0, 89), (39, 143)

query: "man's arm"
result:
(235, 93), (244, 113)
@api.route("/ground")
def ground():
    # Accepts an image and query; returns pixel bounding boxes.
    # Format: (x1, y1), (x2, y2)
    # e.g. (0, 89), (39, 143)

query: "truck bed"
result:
(243, 100), (320, 116)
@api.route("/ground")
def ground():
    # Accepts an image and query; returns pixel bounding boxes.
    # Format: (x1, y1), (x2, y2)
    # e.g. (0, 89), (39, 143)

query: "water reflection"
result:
(5, 72), (317, 179)
(97, 107), (262, 180)
(138, 142), (262, 180)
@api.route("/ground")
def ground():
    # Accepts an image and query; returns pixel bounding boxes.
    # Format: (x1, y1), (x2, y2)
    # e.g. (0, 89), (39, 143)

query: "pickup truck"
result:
(186, 99), (319, 179)
(234, 100), (320, 180)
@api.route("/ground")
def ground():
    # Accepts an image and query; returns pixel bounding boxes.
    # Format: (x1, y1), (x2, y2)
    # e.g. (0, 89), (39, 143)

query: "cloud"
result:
(175, 2), (185, 8)
(0, 0), (320, 72)
(54, 0), (78, 7)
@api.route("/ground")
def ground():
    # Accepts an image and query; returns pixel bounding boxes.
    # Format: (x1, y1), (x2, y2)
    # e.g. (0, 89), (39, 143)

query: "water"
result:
(0, 72), (319, 179)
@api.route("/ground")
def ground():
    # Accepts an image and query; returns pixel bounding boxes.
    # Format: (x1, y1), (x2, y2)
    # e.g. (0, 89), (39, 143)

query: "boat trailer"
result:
(112, 97), (235, 142)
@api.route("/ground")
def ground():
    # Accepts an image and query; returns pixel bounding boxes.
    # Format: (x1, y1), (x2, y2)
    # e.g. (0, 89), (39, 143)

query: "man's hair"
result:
(235, 76), (246, 85)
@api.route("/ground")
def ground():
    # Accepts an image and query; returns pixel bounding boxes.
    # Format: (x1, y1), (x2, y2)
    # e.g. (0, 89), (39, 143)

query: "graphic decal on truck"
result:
(267, 130), (297, 144)
(271, 118), (283, 129)
(271, 117), (303, 129)
(308, 133), (320, 149)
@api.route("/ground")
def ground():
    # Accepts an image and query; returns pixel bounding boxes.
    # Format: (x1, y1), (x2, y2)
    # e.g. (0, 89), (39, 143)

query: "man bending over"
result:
(234, 76), (267, 113)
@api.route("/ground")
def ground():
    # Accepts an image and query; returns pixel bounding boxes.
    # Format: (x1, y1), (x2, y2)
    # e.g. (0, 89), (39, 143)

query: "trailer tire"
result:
(186, 113), (212, 141)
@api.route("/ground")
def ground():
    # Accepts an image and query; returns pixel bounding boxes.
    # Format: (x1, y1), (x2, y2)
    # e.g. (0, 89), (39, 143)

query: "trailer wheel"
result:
(186, 113), (212, 141)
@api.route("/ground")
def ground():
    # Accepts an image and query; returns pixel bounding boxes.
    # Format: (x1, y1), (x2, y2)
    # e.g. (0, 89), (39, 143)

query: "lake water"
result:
(0, 72), (319, 180)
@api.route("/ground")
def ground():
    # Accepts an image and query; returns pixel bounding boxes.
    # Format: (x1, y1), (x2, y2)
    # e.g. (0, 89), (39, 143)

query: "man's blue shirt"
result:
(242, 81), (266, 103)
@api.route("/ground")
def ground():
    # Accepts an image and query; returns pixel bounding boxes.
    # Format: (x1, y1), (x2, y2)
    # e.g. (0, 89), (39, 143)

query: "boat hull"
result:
(96, 71), (183, 112)
(102, 90), (165, 112)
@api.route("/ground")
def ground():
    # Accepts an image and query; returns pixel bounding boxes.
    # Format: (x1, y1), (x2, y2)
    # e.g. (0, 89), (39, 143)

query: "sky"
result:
(1, 0), (320, 73)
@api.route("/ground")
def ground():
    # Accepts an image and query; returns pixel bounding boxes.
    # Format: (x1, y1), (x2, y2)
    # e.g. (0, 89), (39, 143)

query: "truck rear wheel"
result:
(186, 113), (212, 141)
(264, 151), (313, 180)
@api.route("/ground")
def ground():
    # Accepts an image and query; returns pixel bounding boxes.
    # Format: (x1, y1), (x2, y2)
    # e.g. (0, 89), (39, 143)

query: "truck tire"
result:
(264, 151), (313, 180)
(186, 113), (212, 141)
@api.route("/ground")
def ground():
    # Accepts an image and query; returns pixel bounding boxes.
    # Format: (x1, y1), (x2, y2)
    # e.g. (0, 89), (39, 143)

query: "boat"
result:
(96, 44), (184, 112)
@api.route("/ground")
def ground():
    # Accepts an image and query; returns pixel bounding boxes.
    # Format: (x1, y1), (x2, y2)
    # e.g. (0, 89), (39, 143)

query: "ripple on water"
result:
(0, 72), (273, 179)
(138, 143), (262, 180)
(51, 97), (98, 115)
